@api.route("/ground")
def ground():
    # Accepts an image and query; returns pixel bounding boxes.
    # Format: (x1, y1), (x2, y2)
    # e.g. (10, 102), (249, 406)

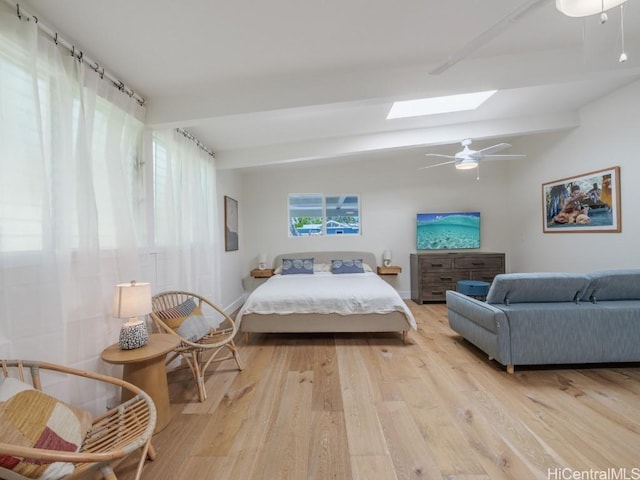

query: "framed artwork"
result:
(224, 196), (239, 251)
(542, 166), (621, 233)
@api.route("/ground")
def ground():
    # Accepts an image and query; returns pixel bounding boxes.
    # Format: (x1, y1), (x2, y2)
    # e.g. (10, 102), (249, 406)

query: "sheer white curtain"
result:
(0, 8), (144, 406)
(152, 129), (219, 300)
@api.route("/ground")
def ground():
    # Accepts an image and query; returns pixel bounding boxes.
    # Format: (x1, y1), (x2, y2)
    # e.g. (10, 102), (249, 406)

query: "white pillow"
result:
(176, 314), (223, 342)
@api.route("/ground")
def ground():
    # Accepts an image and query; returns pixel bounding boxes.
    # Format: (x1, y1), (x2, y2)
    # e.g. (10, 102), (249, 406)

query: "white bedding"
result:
(237, 271), (417, 330)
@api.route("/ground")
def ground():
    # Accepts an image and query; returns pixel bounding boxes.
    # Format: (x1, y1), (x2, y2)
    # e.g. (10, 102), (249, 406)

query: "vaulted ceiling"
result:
(19, 0), (640, 170)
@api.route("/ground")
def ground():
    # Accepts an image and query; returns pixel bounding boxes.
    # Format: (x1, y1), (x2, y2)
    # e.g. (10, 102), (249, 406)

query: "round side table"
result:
(102, 333), (180, 434)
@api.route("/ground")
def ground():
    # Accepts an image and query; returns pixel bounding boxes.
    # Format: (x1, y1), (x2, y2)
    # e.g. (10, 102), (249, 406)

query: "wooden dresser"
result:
(410, 252), (505, 303)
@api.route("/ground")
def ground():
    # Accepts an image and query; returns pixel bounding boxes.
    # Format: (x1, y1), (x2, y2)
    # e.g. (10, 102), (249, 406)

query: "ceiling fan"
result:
(429, 0), (631, 75)
(420, 139), (526, 171)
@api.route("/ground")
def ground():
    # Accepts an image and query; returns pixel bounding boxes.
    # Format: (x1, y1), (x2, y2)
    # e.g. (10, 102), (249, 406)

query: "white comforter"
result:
(238, 272), (417, 329)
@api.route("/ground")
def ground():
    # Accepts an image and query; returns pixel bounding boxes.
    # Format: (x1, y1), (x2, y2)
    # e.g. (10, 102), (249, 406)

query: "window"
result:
(152, 135), (170, 245)
(0, 46), (49, 252)
(0, 33), (144, 253)
(288, 194), (323, 236)
(152, 130), (217, 247)
(288, 194), (360, 236)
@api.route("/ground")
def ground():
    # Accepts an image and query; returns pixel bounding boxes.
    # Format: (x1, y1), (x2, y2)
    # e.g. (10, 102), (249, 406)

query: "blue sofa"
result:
(446, 269), (640, 373)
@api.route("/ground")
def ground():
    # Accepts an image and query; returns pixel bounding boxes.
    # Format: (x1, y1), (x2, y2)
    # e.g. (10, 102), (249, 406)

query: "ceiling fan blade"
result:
(481, 154), (527, 161)
(429, 0), (550, 75)
(424, 153), (455, 159)
(419, 160), (456, 170)
(478, 143), (511, 155)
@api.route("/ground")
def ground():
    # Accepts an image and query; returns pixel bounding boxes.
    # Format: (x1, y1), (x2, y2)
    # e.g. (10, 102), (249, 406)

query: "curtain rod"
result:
(5, 1), (146, 107)
(5, 2), (216, 158)
(176, 128), (215, 158)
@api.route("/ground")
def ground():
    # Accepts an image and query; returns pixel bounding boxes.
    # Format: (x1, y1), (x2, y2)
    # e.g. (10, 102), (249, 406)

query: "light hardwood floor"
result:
(115, 303), (640, 480)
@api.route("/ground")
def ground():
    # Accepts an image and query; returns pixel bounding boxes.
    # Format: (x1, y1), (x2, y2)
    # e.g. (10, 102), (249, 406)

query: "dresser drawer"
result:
(453, 255), (504, 270)
(419, 257), (452, 270)
(423, 271), (465, 284)
(421, 284), (455, 302)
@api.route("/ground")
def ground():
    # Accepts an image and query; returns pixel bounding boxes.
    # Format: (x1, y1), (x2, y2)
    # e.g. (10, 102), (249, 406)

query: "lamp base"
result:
(119, 320), (149, 350)
(383, 260), (391, 267)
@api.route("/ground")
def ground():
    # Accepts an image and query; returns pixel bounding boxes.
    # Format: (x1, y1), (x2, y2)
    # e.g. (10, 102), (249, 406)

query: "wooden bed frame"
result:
(239, 251), (413, 343)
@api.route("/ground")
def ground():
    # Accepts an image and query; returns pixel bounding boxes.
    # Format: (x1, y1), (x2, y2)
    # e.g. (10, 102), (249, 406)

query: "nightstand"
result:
(377, 266), (402, 275)
(251, 268), (274, 278)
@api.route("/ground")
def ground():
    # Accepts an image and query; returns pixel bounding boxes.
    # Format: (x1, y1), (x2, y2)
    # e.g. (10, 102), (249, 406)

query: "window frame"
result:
(288, 193), (360, 237)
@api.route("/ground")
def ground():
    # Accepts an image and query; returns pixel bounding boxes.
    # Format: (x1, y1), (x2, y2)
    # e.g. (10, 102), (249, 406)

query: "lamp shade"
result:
(113, 281), (152, 319)
(113, 281), (151, 350)
(556, 0), (627, 17)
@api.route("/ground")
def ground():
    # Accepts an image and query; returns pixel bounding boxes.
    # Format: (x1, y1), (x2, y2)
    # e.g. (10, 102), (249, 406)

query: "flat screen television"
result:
(416, 211), (480, 250)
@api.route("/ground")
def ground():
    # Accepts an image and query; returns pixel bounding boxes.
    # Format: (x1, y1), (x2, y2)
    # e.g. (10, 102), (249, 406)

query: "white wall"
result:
(508, 79), (640, 273)
(239, 151), (514, 298)
(217, 168), (246, 311)
(231, 79), (640, 301)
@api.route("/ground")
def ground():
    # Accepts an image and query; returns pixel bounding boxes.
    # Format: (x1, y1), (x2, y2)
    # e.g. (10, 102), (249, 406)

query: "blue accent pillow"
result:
(331, 259), (365, 274)
(281, 257), (314, 274)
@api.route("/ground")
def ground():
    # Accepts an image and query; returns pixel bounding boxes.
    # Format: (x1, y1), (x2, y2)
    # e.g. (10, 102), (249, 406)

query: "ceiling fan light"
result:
(556, 0), (628, 17)
(455, 159), (478, 170)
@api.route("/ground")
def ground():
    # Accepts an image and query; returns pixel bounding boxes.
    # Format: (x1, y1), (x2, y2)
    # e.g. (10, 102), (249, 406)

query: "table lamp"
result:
(383, 250), (392, 267)
(258, 253), (268, 270)
(113, 281), (152, 350)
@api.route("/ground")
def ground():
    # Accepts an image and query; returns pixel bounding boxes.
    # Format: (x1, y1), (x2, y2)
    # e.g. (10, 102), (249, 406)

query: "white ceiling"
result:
(18, 0), (640, 170)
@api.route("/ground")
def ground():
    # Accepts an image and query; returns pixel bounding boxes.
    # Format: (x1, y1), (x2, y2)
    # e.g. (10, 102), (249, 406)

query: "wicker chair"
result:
(150, 291), (243, 402)
(0, 359), (156, 480)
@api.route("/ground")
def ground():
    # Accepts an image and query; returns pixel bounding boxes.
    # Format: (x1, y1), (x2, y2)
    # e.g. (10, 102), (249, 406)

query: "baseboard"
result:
(226, 295), (246, 317)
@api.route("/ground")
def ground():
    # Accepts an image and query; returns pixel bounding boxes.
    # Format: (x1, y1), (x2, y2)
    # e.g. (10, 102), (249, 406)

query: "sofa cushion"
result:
(582, 269), (640, 302)
(485, 273), (590, 305)
(497, 302), (615, 365)
(0, 380), (93, 480)
(175, 314), (223, 342)
(154, 298), (200, 330)
(596, 299), (640, 310)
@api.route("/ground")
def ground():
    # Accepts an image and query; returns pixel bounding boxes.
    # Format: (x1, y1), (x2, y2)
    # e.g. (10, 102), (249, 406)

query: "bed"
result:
(237, 251), (417, 343)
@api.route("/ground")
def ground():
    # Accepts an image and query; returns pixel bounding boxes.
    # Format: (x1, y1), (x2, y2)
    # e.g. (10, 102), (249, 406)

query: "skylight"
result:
(386, 90), (497, 119)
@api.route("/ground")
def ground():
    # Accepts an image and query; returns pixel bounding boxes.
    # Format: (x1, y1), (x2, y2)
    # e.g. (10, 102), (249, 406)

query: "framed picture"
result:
(224, 196), (239, 251)
(542, 166), (621, 233)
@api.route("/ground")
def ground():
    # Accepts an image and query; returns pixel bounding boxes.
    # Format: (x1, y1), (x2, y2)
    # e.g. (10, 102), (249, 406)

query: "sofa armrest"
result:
(446, 291), (506, 333)
(446, 290), (512, 366)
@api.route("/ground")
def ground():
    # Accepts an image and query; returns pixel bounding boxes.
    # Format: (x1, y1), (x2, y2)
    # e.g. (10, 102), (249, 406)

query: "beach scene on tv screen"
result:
(417, 212), (480, 250)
